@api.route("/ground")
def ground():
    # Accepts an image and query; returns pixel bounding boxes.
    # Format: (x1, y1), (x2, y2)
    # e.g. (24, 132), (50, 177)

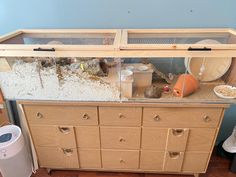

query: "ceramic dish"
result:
(138, 65), (149, 71)
(213, 85), (236, 99)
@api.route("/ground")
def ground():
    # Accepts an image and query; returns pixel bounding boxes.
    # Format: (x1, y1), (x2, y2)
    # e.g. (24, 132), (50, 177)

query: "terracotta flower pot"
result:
(0, 89), (4, 104)
(173, 74), (199, 97)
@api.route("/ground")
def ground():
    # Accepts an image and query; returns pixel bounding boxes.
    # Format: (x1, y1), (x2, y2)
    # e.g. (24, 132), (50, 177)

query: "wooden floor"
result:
(29, 150), (235, 177)
(1, 150), (235, 177)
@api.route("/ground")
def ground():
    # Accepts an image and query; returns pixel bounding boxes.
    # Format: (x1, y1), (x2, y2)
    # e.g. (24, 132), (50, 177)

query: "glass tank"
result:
(0, 56), (236, 103)
(0, 29), (236, 103)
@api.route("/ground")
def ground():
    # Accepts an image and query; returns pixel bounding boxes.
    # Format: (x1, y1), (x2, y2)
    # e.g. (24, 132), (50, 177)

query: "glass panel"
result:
(119, 56), (236, 103)
(128, 32), (236, 44)
(1, 56), (236, 103)
(0, 57), (121, 101)
(1, 32), (115, 45)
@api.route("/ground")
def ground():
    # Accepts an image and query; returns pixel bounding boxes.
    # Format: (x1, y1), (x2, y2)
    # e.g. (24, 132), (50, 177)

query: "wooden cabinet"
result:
(143, 107), (222, 127)
(78, 149), (101, 169)
(100, 127), (141, 149)
(22, 102), (226, 176)
(140, 151), (165, 170)
(99, 107), (142, 126)
(37, 147), (79, 168)
(102, 150), (140, 169)
(24, 105), (98, 125)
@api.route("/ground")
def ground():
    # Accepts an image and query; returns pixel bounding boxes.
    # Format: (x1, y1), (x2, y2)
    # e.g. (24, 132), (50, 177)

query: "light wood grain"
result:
(75, 126), (100, 148)
(1, 49), (236, 58)
(182, 152), (209, 172)
(24, 105), (98, 125)
(164, 152), (184, 172)
(30, 125), (76, 148)
(78, 149), (101, 169)
(140, 151), (165, 170)
(143, 107), (223, 128)
(141, 128), (168, 150)
(100, 127), (141, 149)
(186, 128), (216, 151)
(36, 146), (79, 168)
(102, 150), (139, 169)
(18, 101), (229, 108)
(167, 128), (189, 152)
(99, 107), (142, 126)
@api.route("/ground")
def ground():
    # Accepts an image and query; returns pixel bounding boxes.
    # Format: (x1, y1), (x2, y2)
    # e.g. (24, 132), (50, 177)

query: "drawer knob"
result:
(82, 113), (89, 120)
(203, 115), (211, 122)
(58, 127), (70, 134)
(119, 137), (126, 142)
(61, 148), (73, 156)
(36, 112), (43, 119)
(120, 159), (125, 163)
(153, 115), (160, 121)
(172, 129), (184, 136)
(119, 113), (125, 119)
(169, 152), (180, 159)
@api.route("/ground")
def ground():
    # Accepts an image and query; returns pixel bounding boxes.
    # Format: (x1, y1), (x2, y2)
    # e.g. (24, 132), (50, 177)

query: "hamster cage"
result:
(0, 29), (236, 103)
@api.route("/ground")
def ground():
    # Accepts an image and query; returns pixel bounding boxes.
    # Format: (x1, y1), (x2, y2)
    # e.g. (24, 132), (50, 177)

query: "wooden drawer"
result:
(143, 107), (223, 128)
(167, 128), (189, 151)
(0, 108), (8, 125)
(37, 147), (79, 168)
(140, 151), (165, 170)
(102, 150), (139, 169)
(182, 152), (209, 172)
(24, 105), (98, 125)
(99, 107), (142, 126)
(78, 149), (101, 169)
(75, 126), (100, 148)
(100, 127), (141, 149)
(141, 128), (168, 150)
(30, 125), (76, 148)
(186, 128), (216, 151)
(164, 152), (184, 172)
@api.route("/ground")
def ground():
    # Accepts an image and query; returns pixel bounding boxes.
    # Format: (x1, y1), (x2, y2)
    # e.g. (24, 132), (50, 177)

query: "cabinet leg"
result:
(46, 168), (52, 175)
(193, 173), (199, 177)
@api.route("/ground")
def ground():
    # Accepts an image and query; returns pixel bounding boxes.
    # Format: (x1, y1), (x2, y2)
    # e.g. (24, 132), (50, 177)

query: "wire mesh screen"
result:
(23, 38), (115, 45)
(128, 37), (229, 44)
(127, 32), (232, 44)
(1, 33), (115, 45)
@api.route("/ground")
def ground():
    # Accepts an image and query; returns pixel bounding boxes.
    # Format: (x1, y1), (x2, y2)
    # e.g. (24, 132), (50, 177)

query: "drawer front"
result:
(0, 109), (8, 124)
(140, 151), (165, 170)
(102, 150), (139, 169)
(186, 128), (216, 151)
(182, 152), (209, 172)
(37, 147), (79, 168)
(99, 107), (142, 126)
(164, 152), (184, 172)
(75, 126), (100, 148)
(141, 128), (168, 150)
(78, 149), (101, 169)
(143, 107), (223, 128)
(101, 127), (141, 149)
(30, 125), (76, 148)
(167, 128), (189, 151)
(24, 105), (98, 125)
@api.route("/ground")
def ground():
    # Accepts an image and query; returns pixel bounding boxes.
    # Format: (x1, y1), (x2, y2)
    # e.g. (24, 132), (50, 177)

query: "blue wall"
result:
(1, 0), (236, 142)
(1, 0), (236, 35)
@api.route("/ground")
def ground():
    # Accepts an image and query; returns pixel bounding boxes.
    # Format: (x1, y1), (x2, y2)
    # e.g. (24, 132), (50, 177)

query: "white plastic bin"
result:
(0, 125), (32, 177)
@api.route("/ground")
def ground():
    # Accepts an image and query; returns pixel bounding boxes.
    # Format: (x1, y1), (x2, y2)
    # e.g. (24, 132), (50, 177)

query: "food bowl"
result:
(138, 65), (149, 71)
(213, 85), (236, 99)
